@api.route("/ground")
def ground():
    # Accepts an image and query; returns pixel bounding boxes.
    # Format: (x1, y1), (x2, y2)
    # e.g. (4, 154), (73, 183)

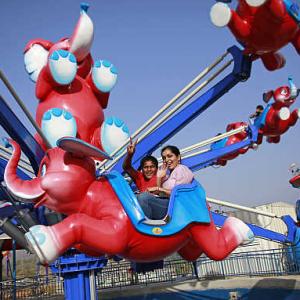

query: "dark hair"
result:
(256, 105), (264, 110)
(139, 155), (158, 170)
(161, 145), (180, 157)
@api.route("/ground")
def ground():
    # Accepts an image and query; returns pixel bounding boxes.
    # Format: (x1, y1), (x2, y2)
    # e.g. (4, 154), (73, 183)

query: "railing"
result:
(97, 259), (194, 290)
(0, 275), (64, 300)
(1, 248), (299, 299)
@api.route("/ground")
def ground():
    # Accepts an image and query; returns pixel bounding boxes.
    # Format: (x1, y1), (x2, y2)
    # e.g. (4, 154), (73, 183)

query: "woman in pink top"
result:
(137, 145), (194, 220)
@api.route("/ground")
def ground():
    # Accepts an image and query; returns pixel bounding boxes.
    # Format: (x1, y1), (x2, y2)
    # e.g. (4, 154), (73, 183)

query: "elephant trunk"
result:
(69, 3), (94, 62)
(4, 140), (45, 202)
(288, 77), (298, 99)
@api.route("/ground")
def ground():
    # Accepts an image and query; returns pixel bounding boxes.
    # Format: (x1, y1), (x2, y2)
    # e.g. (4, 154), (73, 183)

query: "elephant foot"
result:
(49, 50), (77, 85)
(92, 59), (118, 93)
(251, 142), (259, 150)
(41, 108), (77, 147)
(261, 52), (286, 71)
(210, 2), (232, 27)
(278, 107), (290, 121)
(266, 136), (280, 143)
(245, 0), (267, 7)
(25, 225), (61, 264)
(101, 116), (129, 154)
(225, 217), (254, 245)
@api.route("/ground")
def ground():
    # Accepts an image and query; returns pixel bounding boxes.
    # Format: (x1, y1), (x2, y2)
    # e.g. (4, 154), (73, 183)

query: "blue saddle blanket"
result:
(105, 171), (210, 237)
(254, 104), (272, 128)
(284, 0), (300, 24)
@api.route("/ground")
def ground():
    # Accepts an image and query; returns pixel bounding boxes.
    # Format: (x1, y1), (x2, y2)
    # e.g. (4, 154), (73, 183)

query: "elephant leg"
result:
(257, 133), (263, 145)
(267, 136), (280, 143)
(74, 243), (105, 258)
(53, 213), (127, 254)
(266, 0), (285, 20)
(26, 213), (127, 264)
(210, 3), (250, 39)
(228, 10), (250, 40)
(189, 217), (253, 261)
(178, 240), (203, 262)
(85, 60), (118, 109)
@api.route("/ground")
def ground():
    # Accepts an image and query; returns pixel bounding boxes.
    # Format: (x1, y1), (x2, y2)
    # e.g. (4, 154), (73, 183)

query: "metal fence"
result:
(1, 248), (299, 299)
(196, 248), (300, 280)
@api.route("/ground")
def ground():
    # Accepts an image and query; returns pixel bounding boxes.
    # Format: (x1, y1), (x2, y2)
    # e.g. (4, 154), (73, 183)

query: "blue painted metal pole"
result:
(112, 46), (252, 173)
(0, 95), (44, 174)
(183, 138), (253, 171)
(282, 215), (297, 243)
(182, 124), (258, 171)
(0, 251), (3, 300)
(50, 253), (107, 300)
(12, 239), (16, 300)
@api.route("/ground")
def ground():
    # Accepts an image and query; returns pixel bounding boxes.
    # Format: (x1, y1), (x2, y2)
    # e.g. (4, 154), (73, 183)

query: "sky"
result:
(0, 0), (299, 209)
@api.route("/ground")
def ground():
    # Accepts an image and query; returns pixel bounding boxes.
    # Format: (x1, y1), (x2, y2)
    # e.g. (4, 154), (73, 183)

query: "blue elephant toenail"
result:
(69, 54), (76, 63)
(63, 111), (73, 120)
(114, 118), (123, 127)
(102, 60), (111, 68)
(106, 117), (114, 125)
(94, 61), (101, 68)
(50, 51), (59, 61)
(110, 66), (118, 75)
(52, 108), (63, 117)
(43, 111), (52, 121)
(123, 125), (129, 134)
(58, 49), (69, 58)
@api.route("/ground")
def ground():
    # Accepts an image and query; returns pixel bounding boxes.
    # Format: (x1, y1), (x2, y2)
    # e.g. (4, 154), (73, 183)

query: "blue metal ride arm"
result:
(0, 95), (44, 174)
(182, 124), (258, 171)
(112, 46), (252, 173)
(212, 212), (295, 244)
(282, 215), (297, 243)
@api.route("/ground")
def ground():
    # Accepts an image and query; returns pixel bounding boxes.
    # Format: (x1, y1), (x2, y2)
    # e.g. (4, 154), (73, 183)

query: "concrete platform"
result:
(101, 275), (300, 299)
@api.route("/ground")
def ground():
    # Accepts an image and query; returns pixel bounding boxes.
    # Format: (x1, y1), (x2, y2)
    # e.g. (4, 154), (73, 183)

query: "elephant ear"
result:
(24, 42), (50, 82)
(263, 90), (273, 103)
(57, 137), (112, 160)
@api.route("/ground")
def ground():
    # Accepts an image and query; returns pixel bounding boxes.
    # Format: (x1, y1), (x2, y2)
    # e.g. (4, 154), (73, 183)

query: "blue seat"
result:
(105, 171), (210, 237)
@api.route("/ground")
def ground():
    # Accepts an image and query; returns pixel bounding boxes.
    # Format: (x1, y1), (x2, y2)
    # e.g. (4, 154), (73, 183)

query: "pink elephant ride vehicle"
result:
(210, 0), (300, 71)
(4, 138), (254, 265)
(253, 77), (300, 143)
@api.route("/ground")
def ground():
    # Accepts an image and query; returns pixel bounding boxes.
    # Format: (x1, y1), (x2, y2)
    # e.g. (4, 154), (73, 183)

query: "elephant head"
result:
(24, 3), (94, 82)
(263, 77), (300, 106)
(4, 139), (96, 214)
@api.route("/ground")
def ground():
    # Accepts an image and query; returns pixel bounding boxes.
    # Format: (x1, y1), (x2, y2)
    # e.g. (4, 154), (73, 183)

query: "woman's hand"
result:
(157, 162), (167, 179)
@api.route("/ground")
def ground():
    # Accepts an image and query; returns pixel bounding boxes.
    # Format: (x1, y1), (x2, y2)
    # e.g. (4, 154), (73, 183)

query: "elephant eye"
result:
(40, 164), (47, 177)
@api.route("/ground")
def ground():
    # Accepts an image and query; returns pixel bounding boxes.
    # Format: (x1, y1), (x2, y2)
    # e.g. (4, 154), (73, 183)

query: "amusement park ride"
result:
(1, 1), (300, 299)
